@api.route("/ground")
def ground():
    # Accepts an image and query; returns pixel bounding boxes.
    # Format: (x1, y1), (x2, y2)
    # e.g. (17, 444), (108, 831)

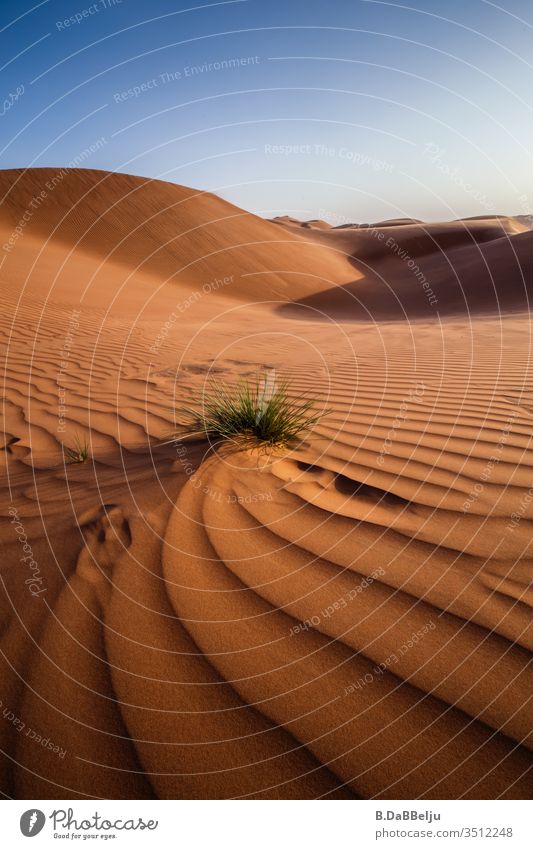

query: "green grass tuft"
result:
(176, 374), (325, 450)
(64, 433), (89, 464)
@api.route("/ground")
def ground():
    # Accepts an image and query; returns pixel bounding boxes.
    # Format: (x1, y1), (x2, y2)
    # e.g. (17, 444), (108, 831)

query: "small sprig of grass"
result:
(177, 375), (325, 450)
(64, 433), (89, 464)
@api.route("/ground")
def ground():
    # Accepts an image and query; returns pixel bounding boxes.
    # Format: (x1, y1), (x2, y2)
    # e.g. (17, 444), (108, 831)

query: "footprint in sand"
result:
(76, 504), (132, 599)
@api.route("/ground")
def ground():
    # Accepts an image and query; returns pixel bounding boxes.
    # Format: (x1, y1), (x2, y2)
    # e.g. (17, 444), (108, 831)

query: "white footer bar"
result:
(3, 799), (531, 848)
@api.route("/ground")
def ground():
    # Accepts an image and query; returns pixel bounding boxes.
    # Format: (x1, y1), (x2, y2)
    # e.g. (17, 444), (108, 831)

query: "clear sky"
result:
(1, 0), (533, 223)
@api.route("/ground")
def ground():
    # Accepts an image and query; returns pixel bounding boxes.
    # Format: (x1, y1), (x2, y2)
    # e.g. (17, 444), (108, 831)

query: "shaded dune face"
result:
(1, 169), (532, 799)
(274, 217), (533, 320)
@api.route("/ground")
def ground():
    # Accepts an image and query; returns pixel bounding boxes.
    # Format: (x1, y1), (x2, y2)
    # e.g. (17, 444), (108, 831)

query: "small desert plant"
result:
(176, 374), (325, 450)
(64, 433), (89, 464)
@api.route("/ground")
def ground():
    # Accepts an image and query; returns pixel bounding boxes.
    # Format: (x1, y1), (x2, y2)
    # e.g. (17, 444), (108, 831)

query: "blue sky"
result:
(1, 0), (533, 222)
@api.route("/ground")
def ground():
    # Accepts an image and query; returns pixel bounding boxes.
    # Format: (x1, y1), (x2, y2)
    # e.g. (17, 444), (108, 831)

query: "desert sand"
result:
(0, 168), (532, 799)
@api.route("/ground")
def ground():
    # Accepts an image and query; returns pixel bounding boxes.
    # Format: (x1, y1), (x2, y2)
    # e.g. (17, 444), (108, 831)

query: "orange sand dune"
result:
(0, 168), (354, 309)
(1, 169), (532, 799)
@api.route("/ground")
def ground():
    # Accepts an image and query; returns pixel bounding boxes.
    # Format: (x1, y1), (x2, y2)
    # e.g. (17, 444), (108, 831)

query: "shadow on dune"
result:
(276, 223), (533, 322)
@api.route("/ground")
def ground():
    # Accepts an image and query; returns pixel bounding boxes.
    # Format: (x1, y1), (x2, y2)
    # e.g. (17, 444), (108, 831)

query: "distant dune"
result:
(1, 169), (532, 800)
(274, 212), (532, 319)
